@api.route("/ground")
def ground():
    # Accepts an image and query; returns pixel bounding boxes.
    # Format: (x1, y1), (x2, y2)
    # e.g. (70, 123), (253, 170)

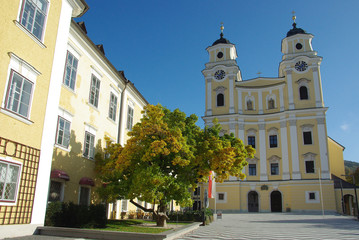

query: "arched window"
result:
(299, 86), (309, 100)
(217, 93), (224, 106)
(247, 99), (253, 110)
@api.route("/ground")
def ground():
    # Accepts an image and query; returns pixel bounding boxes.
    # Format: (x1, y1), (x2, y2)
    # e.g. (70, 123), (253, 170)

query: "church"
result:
(201, 17), (349, 213)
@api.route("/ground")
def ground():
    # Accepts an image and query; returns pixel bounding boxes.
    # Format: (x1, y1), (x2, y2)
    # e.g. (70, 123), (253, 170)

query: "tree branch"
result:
(130, 199), (154, 213)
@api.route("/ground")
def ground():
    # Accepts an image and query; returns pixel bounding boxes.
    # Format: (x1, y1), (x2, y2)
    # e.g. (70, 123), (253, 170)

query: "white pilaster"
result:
(317, 117), (330, 179)
(237, 89), (242, 114)
(312, 66), (323, 107)
(286, 69), (295, 110)
(279, 87), (284, 111)
(238, 121), (245, 141)
(259, 122), (268, 181)
(280, 120), (290, 180)
(206, 78), (212, 115)
(289, 118), (301, 179)
(31, 0), (76, 225)
(229, 77), (235, 113)
(229, 118), (236, 135)
(258, 91), (263, 114)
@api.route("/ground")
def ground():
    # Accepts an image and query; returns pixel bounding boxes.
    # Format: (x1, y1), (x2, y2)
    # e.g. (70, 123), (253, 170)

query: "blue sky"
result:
(77, 0), (359, 162)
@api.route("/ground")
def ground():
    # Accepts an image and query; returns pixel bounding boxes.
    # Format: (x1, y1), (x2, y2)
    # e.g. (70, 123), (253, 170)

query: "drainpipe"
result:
(117, 78), (128, 145)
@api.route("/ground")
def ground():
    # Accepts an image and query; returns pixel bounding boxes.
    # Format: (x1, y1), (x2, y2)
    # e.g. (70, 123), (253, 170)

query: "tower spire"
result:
(291, 11), (297, 28)
(220, 22), (224, 38)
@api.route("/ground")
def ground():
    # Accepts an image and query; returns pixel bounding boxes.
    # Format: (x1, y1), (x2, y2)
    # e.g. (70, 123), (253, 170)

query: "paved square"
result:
(175, 213), (359, 240)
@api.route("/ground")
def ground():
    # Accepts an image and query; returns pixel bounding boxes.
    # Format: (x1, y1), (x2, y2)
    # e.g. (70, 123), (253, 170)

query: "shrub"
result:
(45, 202), (107, 228)
(168, 209), (214, 223)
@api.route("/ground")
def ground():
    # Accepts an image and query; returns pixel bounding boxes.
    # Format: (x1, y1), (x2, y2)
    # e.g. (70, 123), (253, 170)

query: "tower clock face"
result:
(214, 70), (226, 80)
(295, 61), (308, 72)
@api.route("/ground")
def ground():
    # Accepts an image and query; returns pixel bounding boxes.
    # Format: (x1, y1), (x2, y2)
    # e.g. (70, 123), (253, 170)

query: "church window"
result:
(303, 131), (312, 145)
(247, 99), (253, 110)
(269, 135), (278, 148)
(296, 43), (303, 50)
(249, 164), (257, 176)
(217, 93), (224, 106)
(305, 161), (315, 173)
(299, 86), (309, 100)
(270, 163), (279, 175)
(248, 136), (255, 149)
(217, 52), (223, 58)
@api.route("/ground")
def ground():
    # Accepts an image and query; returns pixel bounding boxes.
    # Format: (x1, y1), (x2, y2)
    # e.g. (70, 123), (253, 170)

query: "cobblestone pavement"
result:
(176, 213), (359, 240)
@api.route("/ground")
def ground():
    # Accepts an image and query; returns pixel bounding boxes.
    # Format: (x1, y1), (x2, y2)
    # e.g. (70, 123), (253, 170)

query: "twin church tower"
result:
(201, 18), (345, 213)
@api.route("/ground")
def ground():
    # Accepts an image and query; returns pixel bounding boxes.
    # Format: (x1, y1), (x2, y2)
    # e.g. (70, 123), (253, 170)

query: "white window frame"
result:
(17, 0), (49, 43)
(121, 199), (128, 212)
(83, 124), (96, 160)
(78, 186), (91, 206)
(268, 155), (280, 176)
(108, 92), (118, 122)
(63, 51), (79, 91)
(301, 124), (314, 145)
(0, 158), (23, 206)
(217, 192), (227, 203)
(305, 191), (320, 203)
(268, 127), (279, 148)
(248, 163), (257, 176)
(89, 74), (101, 108)
(126, 101), (134, 130)
(1, 53), (40, 124)
(303, 152), (316, 174)
(4, 71), (34, 119)
(55, 116), (71, 149)
(296, 78), (310, 100)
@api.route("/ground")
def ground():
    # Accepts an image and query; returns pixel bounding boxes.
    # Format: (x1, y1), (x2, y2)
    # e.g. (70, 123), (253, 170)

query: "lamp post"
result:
(342, 174), (359, 220)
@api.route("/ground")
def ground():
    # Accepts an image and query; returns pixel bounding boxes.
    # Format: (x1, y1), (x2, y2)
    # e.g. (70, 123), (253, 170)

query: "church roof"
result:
(212, 32), (231, 46)
(286, 22), (307, 37)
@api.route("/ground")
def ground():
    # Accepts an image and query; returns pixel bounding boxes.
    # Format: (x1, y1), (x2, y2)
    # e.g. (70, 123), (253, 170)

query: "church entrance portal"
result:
(271, 191), (282, 212)
(344, 194), (354, 215)
(248, 191), (259, 212)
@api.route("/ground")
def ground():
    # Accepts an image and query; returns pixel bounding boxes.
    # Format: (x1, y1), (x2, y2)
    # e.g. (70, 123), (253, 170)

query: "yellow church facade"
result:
(202, 21), (346, 213)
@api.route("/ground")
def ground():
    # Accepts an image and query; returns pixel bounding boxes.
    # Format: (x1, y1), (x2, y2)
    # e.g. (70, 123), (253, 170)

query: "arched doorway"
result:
(248, 191), (259, 212)
(271, 191), (282, 212)
(344, 194), (354, 215)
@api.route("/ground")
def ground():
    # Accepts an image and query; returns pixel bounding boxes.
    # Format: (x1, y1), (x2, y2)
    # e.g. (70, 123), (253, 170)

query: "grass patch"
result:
(91, 219), (171, 233)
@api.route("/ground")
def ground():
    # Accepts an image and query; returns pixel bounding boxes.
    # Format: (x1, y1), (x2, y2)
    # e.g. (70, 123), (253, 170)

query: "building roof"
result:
(332, 174), (357, 189)
(286, 22), (307, 37)
(212, 32), (231, 46)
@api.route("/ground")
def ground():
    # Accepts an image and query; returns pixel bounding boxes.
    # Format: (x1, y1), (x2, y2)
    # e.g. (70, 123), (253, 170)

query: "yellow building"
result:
(0, 0), (87, 237)
(48, 19), (148, 211)
(201, 20), (348, 213)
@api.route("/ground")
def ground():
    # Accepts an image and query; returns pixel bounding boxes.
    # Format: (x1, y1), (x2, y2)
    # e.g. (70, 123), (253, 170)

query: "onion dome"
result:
(212, 23), (231, 46)
(286, 13), (307, 37)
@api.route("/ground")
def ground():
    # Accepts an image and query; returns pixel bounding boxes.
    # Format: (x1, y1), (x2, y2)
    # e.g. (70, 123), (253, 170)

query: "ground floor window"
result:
(79, 186), (90, 205)
(48, 181), (63, 202)
(0, 160), (22, 203)
(305, 191), (320, 203)
(192, 200), (201, 210)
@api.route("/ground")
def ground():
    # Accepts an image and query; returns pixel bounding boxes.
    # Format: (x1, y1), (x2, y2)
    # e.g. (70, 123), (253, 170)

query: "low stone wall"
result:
(36, 222), (201, 240)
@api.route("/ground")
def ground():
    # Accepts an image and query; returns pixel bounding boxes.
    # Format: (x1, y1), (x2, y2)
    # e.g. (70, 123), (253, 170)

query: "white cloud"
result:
(340, 123), (350, 131)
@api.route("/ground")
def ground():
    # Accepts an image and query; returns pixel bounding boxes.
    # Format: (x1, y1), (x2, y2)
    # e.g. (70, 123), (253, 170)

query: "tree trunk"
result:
(156, 203), (168, 227)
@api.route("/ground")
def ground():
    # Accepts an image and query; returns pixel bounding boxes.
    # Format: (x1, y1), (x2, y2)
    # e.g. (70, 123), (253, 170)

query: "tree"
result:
(95, 104), (254, 227)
